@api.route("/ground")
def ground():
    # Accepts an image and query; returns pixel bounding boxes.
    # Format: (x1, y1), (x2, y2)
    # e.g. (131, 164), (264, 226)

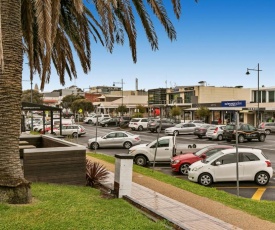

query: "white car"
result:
(206, 125), (226, 141)
(129, 118), (148, 131)
(188, 148), (273, 186)
(165, 123), (198, 136)
(53, 124), (86, 137)
(84, 114), (111, 124)
(87, 131), (141, 149)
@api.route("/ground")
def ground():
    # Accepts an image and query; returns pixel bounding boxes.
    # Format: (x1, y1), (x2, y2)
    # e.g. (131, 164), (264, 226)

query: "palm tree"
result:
(0, 0), (193, 203)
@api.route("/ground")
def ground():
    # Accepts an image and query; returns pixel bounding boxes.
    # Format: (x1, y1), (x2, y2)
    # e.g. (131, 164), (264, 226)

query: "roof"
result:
(22, 102), (62, 111)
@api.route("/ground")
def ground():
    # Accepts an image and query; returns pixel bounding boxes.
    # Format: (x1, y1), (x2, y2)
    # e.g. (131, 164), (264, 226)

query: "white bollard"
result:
(114, 154), (134, 198)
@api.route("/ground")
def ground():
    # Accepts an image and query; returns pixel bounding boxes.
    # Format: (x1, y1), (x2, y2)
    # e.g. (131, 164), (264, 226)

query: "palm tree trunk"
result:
(0, 0), (31, 204)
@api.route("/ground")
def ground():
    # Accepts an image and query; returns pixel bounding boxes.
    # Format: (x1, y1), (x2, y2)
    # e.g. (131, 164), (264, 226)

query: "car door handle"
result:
(165, 148), (169, 150)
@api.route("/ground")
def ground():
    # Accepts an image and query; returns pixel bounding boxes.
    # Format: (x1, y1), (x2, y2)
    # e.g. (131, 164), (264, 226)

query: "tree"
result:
(117, 105), (128, 115)
(196, 107), (211, 122)
(0, 0), (194, 204)
(60, 94), (85, 111)
(71, 99), (94, 116)
(22, 90), (44, 104)
(136, 104), (146, 114)
(171, 106), (181, 117)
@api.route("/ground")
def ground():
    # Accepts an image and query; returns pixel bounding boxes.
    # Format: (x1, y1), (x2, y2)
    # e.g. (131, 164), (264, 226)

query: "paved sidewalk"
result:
(103, 172), (241, 230)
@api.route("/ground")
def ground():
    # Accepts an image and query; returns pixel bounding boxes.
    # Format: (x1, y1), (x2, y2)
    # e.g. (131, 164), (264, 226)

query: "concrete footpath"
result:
(103, 172), (240, 230)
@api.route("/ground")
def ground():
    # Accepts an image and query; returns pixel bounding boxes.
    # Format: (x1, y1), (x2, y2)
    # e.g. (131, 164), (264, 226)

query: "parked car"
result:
(53, 124), (86, 137)
(87, 131), (141, 149)
(193, 124), (211, 139)
(206, 125), (226, 141)
(100, 118), (119, 127)
(223, 123), (266, 143)
(188, 148), (273, 186)
(129, 118), (148, 131)
(165, 123), (198, 136)
(83, 114), (111, 124)
(188, 120), (205, 124)
(258, 122), (275, 135)
(147, 119), (175, 133)
(171, 145), (233, 175)
(119, 116), (132, 128)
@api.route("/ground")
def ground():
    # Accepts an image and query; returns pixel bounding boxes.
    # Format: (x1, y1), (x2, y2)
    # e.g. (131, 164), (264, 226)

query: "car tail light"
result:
(135, 137), (140, 141)
(265, 161), (271, 167)
(213, 127), (218, 133)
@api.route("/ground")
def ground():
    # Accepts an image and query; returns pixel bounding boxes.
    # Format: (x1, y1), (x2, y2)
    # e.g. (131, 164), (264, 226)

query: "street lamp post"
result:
(113, 79), (125, 113)
(246, 63), (262, 127)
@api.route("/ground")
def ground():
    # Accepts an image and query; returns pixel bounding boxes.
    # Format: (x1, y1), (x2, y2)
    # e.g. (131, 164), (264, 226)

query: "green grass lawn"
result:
(0, 183), (169, 230)
(88, 152), (275, 223)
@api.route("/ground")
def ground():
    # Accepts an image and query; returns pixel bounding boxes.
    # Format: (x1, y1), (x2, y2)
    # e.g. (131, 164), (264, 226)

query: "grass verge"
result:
(0, 183), (170, 230)
(87, 152), (275, 223)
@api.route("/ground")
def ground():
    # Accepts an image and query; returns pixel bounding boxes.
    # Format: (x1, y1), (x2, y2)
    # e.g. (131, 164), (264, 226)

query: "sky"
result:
(22, 0), (275, 92)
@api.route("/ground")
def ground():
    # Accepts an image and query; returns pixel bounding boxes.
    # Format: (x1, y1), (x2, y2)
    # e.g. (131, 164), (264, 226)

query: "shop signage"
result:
(221, 100), (246, 107)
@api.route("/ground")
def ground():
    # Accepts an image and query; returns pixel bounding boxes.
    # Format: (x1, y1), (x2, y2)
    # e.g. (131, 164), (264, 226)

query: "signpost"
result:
(221, 100), (245, 197)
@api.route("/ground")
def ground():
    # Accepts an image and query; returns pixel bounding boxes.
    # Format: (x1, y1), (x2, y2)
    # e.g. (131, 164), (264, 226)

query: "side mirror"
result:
(201, 154), (207, 159)
(215, 161), (221, 166)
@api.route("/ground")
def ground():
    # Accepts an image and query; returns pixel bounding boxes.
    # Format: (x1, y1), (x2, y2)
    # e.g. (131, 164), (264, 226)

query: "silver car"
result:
(206, 125), (226, 141)
(87, 131), (141, 149)
(165, 123), (198, 136)
(53, 124), (86, 137)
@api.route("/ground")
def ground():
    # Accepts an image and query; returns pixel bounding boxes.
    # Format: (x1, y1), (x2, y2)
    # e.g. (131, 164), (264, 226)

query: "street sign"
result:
(221, 100), (246, 107)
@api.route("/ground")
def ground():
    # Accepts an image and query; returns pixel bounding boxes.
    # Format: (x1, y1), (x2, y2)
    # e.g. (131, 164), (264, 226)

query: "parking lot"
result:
(68, 123), (275, 201)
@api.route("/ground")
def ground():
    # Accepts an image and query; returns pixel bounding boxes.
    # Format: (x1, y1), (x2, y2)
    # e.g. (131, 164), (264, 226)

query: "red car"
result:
(170, 145), (233, 175)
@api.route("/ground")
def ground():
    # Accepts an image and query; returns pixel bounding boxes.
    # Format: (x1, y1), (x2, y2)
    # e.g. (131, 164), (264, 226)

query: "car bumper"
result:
(187, 171), (199, 182)
(170, 163), (180, 172)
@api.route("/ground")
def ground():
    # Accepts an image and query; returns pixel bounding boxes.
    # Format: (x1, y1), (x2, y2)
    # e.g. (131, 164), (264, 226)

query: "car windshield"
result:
(175, 123), (183, 128)
(203, 151), (224, 163)
(194, 147), (210, 156)
(125, 132), (134, 136)
(225, 125), (235, 130)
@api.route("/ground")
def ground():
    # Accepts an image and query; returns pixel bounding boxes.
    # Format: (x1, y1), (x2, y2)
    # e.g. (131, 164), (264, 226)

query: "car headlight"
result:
(128, 150), (135, 154)
(191, 166), (203, 171)
(171, 159), (180, 164)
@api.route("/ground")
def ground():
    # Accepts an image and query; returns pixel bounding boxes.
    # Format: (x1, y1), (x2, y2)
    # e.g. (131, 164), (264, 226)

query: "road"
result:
(72, 123), (275, 201)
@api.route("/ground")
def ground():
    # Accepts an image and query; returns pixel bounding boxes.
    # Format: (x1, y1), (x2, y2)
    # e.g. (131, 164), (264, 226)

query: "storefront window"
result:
(269, 91), (275, 102)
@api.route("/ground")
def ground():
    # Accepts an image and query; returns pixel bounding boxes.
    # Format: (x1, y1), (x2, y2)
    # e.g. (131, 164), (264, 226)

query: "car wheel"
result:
(90, 142), (99, 150)
(258, 134), (266, 142)
(173, 130), (179, 136)
(123, 141), (132, 149)
(198, 135), (202, 139)
(198, 173), (213, 186)
(217, 134), (223, 141)
(138, 126), (143, 131)
(53, 132), (57, 135)
(105, 124), (108, 127)
(72, 132), (78, 138)
(255, 171), (270, 186)
(265, 129), (271, 135)
(238, 135), (245, 143)
(135, 155), (147, 166)
(88, 120), (93, 124)
(179, 163), (190, 175)
(208, 138), (212, 140)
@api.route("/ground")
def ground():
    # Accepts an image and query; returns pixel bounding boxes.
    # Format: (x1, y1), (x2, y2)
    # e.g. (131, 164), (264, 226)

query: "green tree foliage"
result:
(71, 99), (94, 115)
(132, 112), (143, 118)
(22, 90), (43, 104)
(117, 105), (128, 114)
(196, 107), (211, 120)
(61, 94), (84, 110)
(171, 106), (181, 117)
(136, 104), (146, 114)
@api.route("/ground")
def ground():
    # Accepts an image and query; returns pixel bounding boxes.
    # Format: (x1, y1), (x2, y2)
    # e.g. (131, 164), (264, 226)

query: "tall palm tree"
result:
(0, 0), (193, 204)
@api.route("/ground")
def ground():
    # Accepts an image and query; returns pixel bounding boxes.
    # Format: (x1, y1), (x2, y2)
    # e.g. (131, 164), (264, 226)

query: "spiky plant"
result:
(86, 159), (109, 187)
